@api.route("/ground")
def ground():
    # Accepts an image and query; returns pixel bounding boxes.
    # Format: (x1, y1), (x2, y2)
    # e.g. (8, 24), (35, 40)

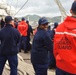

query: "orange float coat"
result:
(17, 21), (28, 36)
(54, 16), (76, 74)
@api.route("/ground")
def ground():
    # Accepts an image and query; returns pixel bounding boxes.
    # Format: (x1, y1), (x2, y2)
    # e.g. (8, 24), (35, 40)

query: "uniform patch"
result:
(57, 37), (72, 50)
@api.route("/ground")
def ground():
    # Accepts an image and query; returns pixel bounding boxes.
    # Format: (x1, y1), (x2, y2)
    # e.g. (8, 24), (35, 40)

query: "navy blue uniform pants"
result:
(19, 36), (27, 52)
(56, 68), (76, 75)
(26, 37), (31, 51)
(32, 63), (48, 75)
(0, 55), (18, 75)
(48, 53), (56, 68)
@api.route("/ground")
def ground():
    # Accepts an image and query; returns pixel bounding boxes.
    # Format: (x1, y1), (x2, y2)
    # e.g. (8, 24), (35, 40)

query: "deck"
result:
(3, 51), (55, 75)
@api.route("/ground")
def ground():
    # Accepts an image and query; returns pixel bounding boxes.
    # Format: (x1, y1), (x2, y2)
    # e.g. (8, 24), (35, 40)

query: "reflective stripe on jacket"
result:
(54, 16), (76, 74)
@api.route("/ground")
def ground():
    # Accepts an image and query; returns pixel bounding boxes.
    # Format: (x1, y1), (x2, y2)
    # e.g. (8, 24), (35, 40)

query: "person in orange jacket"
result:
(54, 1), (76, 75)
(17, 17), (28, 53)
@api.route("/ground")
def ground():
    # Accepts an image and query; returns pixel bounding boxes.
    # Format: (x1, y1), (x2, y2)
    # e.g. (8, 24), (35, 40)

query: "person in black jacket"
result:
(14, 18), (19, 29)
(31, 17), (53, 75)
(0, 16), (20, 75)
(0, 18), (5, 28)
(52, 22), (58, 35)
(26, 20), (33, 51)
(47, 26), (56, 69)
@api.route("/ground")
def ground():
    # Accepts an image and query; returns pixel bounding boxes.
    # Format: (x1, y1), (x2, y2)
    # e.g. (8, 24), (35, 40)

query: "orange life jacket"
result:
(54, 16), (76, 74)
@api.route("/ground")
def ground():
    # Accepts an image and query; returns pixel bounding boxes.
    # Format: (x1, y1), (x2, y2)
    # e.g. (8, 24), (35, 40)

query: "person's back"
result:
(26, 20), (33, 51)
(0, 16), (20, 75)
(18, 19), (28, 36)
(54, 1), (76, 75)
(26, 20), (33, 38)
(27, 25), (33, 36)
(17, 18), (28, 53)
(0, 24), (20, 55)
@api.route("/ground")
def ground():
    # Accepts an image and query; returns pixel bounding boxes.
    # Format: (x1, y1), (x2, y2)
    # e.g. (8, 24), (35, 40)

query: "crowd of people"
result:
(0, 1), (76, 75)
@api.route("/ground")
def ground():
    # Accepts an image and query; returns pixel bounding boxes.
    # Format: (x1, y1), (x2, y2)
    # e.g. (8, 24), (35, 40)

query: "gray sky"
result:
(7, 0), (74, 17)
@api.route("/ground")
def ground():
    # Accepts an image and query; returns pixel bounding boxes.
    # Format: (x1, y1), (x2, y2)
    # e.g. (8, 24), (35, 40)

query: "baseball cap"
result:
(71, 1), (76, 12)
(5, 16), (13, 23)
(54, 22), (58, 27)
(38, 17), (49, 25)
(26, 20), (29, 23)
(22, 17), (25, 21)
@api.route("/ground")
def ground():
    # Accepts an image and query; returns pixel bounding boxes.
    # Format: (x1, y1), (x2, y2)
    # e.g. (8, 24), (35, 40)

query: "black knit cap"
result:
(5, 16), (13, 23)
(71, 1), (76, 12)
(22, 17), (25, 21)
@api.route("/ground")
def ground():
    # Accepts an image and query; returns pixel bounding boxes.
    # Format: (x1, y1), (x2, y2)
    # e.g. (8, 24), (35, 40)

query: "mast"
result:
(54, 0), (68, 21)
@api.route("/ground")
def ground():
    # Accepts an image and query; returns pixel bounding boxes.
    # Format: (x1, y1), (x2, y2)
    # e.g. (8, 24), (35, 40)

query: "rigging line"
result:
(14, 0), (29, 16)
(55, 0), (70, 16)
(63, 7), (70, 15)
(59, 0), (70, 15)
(59, 1), (70, 15)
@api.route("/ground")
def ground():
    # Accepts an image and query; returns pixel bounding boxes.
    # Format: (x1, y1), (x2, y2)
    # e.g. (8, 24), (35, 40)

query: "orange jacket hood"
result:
(64, 16), (76, 29)
(54, 16), (76, 74)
